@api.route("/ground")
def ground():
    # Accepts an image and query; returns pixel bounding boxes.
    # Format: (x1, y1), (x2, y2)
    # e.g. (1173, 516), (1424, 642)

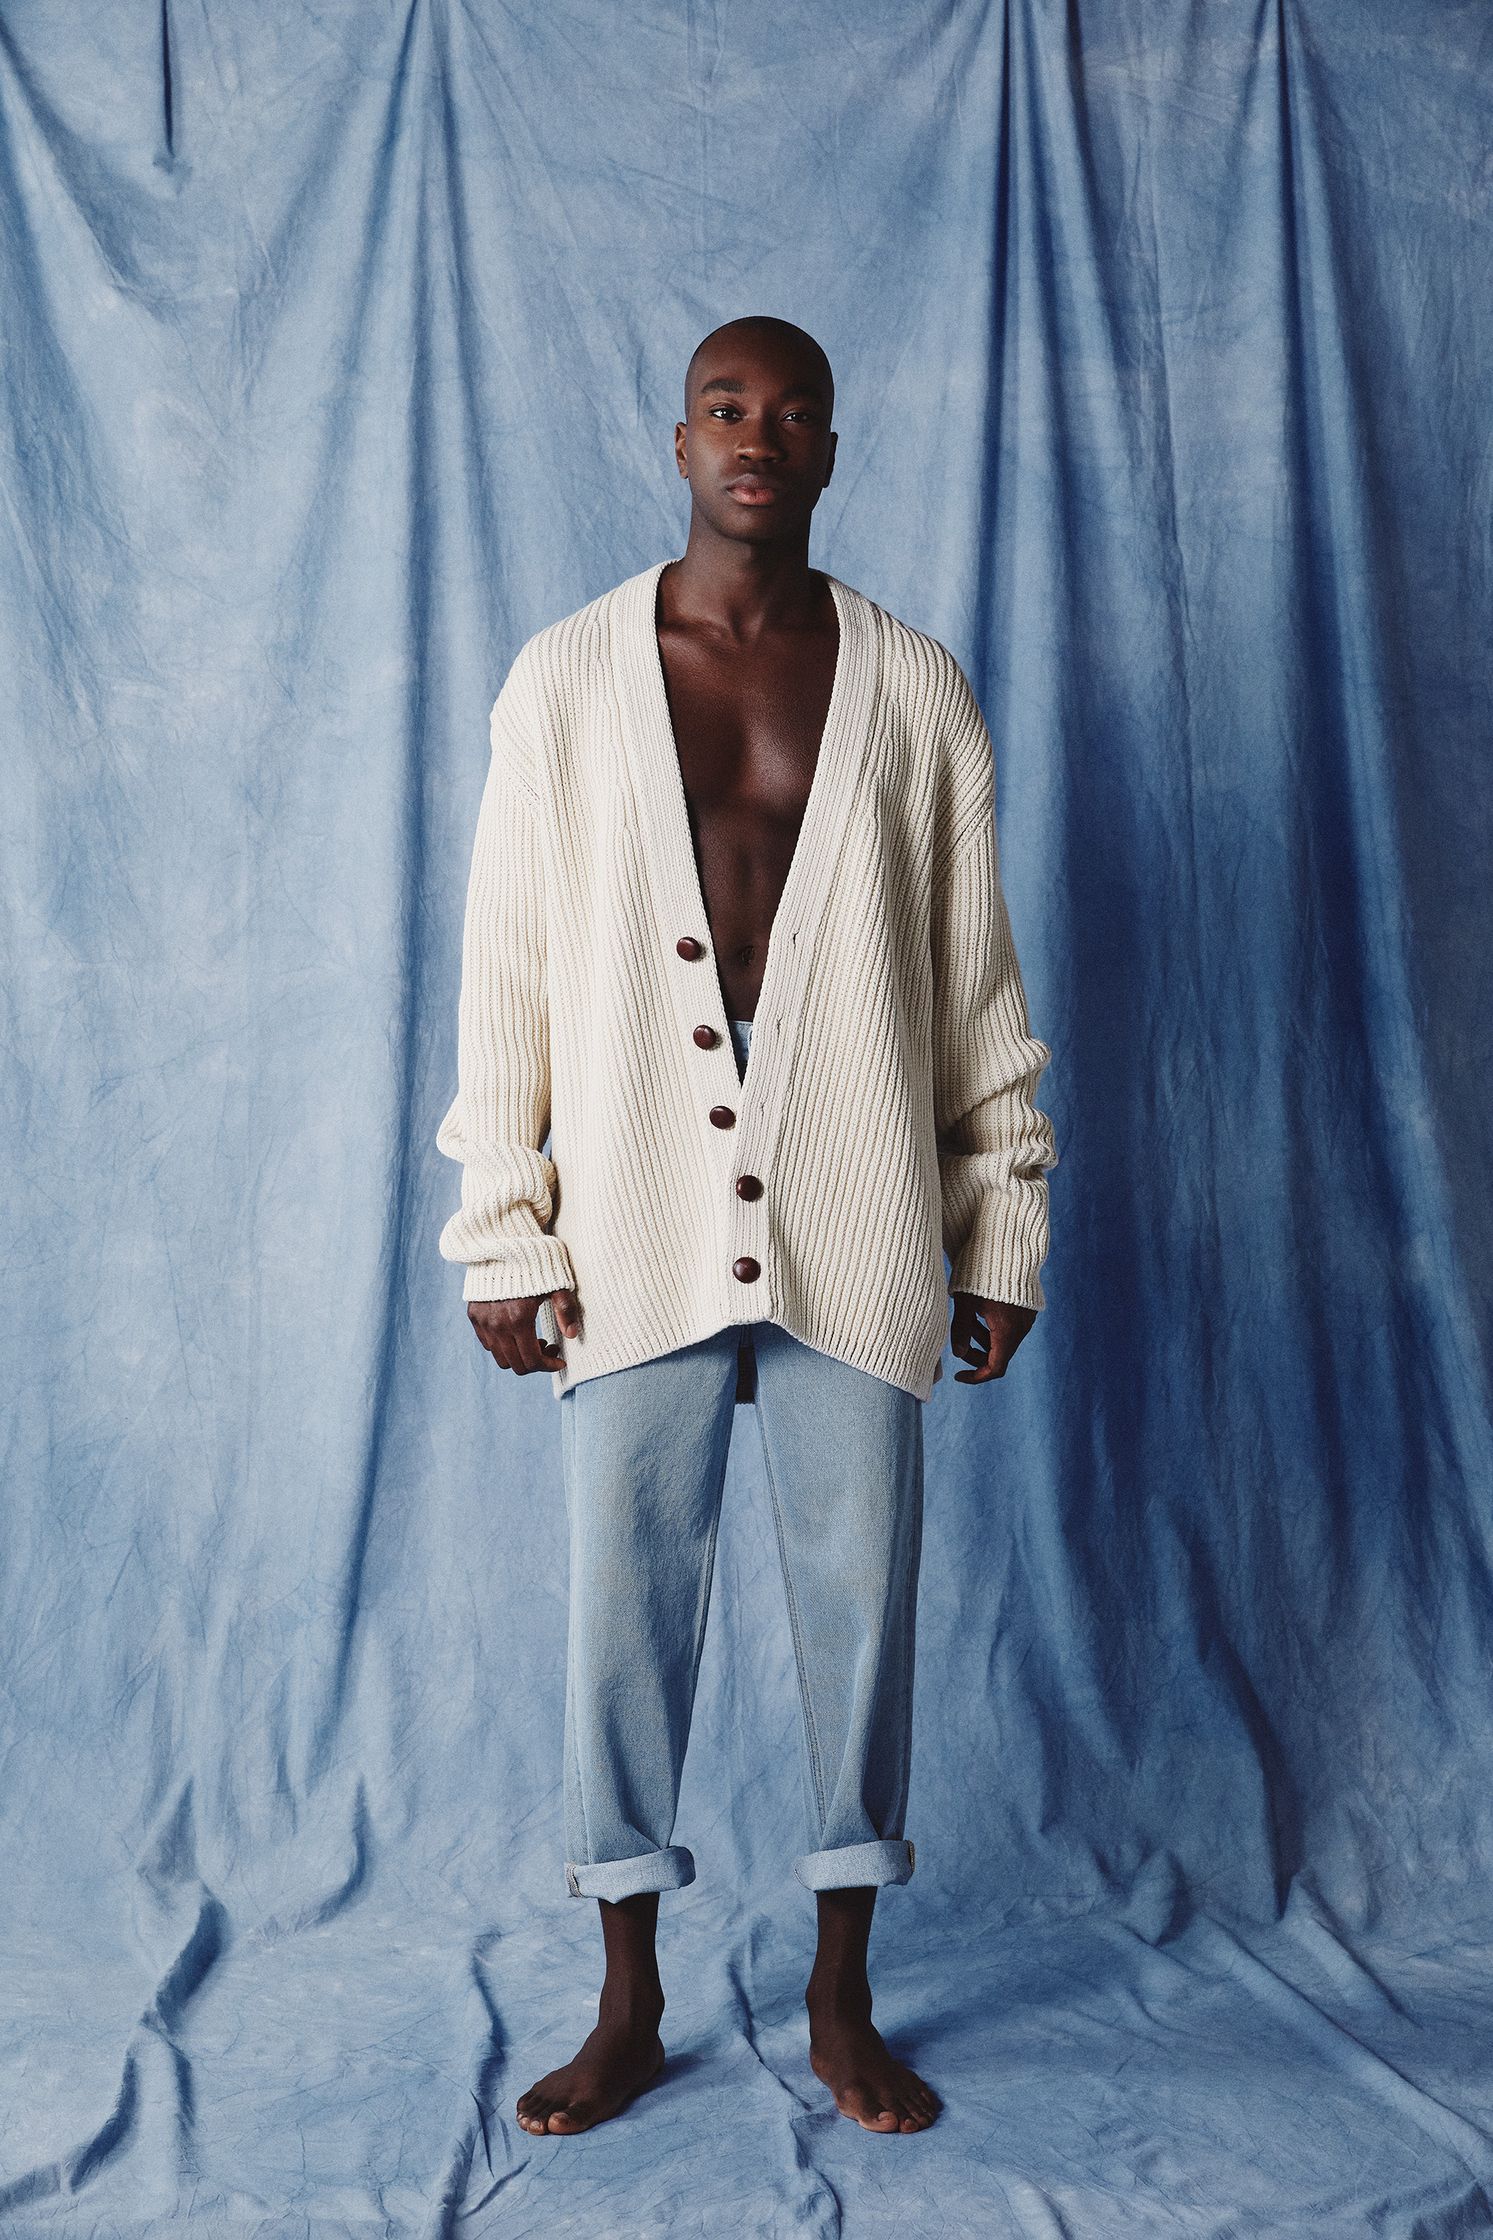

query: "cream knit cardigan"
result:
(435, 560), (1059, 1402)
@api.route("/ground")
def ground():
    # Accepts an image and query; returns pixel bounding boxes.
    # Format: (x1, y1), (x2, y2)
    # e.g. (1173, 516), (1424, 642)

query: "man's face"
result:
(675, 338), (836, 543)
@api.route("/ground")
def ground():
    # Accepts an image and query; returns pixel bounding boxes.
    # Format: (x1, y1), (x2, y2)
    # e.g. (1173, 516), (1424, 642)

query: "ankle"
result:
(805, 1968), (872, 2021)
(598, 1978), (665, 2031)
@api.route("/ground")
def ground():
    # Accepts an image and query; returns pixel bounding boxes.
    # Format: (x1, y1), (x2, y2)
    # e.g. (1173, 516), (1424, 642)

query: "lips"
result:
(727, 478), (783, 505)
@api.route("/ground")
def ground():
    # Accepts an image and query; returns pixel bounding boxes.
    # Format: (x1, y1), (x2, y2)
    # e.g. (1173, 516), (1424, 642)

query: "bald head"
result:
(673, 315), (837, 541)
(683, 316), (834, 421)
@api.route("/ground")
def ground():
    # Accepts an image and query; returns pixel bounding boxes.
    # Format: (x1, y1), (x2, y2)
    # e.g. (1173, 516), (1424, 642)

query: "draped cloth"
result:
(3, 3), (1491, 2231)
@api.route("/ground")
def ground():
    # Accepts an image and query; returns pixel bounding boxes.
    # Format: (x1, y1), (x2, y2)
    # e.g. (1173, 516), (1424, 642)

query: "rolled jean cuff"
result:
(564, 1845), (697, 1901)
(793, 1837), (916, 1891)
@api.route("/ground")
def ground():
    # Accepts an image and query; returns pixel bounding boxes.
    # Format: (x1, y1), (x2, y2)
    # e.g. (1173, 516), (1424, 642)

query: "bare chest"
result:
(661, 620), (837, 809)
(655, 625), (840, 1006)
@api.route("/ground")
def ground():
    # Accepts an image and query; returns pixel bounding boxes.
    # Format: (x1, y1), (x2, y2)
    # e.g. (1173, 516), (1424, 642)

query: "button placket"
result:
(728, 1023), (774, 1311)
(676, 928), (733, 1112)
(677, 935), (752, 1292)
(721, 1023), (764, 1292)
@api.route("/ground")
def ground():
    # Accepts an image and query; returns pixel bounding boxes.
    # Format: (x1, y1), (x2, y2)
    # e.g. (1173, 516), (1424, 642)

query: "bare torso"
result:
(654, 563), (840, 1021)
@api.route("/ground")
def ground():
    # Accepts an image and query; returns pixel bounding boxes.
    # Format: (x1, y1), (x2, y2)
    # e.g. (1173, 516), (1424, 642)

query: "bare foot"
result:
(516, 2008), (666, 2136)
(807, 1994), (940, 2133)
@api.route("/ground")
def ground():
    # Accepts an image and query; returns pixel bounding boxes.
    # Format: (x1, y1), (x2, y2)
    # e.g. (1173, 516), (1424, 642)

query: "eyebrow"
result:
(698, 376), (825, 402)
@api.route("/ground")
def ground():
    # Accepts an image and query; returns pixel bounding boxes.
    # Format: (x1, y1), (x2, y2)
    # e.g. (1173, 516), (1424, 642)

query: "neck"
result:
(663, 524), (822, 640)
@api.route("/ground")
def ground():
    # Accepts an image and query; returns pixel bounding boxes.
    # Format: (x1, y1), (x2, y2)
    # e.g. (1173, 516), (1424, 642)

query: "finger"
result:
(492, 1331), (524, 1375)
(516, 1321), (556, 1375)
(952, 1331), (999, 1381)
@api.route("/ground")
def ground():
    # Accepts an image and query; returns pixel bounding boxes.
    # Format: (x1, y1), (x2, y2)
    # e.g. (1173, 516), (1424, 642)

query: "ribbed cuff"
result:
(793, 1837), (915, 1891)
(460, 1237), (575, 1303)
(947, 1190), (1049, 1309)
(564, 1846), (697, 1901)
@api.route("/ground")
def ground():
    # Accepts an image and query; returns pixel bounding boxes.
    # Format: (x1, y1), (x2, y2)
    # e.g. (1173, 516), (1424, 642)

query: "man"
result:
(435, 315), (1059, 2137)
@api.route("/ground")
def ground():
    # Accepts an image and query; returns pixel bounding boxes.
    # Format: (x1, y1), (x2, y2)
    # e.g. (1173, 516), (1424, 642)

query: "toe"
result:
(903, 2077), (937, 2119)
(547, 2101), (591, 2133)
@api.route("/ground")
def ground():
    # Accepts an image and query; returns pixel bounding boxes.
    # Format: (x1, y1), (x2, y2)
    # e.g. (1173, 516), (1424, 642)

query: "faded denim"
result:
(558, 1016), (924, 1902)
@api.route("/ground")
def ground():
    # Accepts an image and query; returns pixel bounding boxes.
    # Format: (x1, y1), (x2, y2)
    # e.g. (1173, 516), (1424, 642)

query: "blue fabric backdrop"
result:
(4, 1), (1491, 2232)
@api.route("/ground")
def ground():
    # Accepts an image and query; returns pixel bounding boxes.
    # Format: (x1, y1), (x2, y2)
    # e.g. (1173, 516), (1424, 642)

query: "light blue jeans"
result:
(557, 1015), (925, 1901)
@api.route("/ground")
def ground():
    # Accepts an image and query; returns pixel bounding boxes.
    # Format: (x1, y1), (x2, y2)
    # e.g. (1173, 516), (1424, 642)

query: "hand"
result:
(467, 1287), (581, 1376)
(949, 1293), (1036, 1383)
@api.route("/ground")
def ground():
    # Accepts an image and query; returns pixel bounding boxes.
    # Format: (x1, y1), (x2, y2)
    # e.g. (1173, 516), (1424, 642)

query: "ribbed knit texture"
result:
(435, 560), (1059, 1401)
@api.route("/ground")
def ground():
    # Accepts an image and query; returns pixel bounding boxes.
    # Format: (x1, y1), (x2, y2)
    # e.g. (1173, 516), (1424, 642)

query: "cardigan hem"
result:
(546, 1305), (945, 1405)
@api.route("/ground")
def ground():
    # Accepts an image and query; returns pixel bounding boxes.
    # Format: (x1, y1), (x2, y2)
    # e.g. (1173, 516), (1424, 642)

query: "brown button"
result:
(709, 1105), (736, 1129)
(692, 1023), (719, 1048)
(676, 935), (705, 960)
(735, 1174), (763, 1199)
(732, 1256), (761, 1283)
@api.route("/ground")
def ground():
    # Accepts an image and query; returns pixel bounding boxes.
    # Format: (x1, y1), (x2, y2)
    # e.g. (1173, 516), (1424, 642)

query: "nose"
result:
(737, 417), (784, 462)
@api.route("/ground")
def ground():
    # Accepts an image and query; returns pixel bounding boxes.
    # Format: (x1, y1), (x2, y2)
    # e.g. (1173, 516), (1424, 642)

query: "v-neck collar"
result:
(609, 556), (881, 1183)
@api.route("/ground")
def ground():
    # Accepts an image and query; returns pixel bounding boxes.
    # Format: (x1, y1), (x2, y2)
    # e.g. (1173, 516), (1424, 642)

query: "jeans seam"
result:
(758, 1422), (830, 1835)
(685, 1471), (727, 1719)
(674, 1383), (733, 1856)
(894, 1447), (923, 1826)
(561, 1401), (595, 1874)
(567, 1599), (596, 1869)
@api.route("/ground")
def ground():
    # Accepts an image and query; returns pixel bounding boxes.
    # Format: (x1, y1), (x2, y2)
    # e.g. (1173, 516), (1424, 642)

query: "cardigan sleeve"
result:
(930, 672), (1059, 1309)
(435, 651), (578, 1304)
